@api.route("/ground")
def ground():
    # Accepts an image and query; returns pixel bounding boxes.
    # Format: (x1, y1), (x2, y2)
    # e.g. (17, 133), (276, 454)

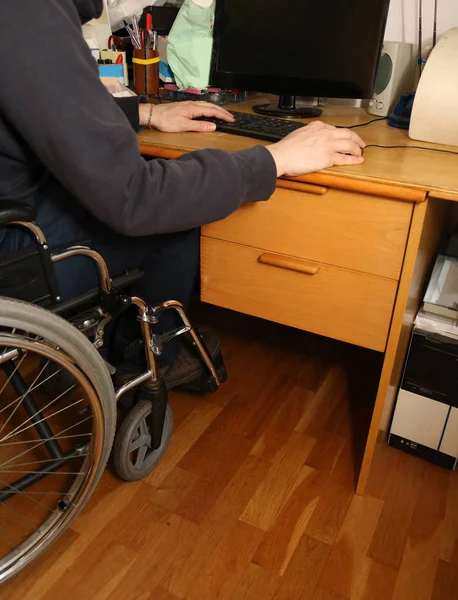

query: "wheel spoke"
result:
(1, 382), (77, 442)
(134, 445), (148, 468)
(0, 471), (85, 476)
(0, 525), (15, 547)
(0, 498), (36, 529)
(0, 352), (27, 397)
(0, 416), (92, 469)
(129, 434), (149, 452)
(0, 433), (91, 448)
(1, 398), (84, 443)
(0, 478), (59, 514)
(0, 455), (89, 470)
(0, 363), (65, 416)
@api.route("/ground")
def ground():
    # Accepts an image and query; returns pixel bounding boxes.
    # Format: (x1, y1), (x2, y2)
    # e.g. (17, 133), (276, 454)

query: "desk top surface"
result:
(137, 97), (458, 202)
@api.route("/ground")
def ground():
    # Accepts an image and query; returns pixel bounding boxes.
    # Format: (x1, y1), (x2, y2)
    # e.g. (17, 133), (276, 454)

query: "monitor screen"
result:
(211, 0), (390, 99)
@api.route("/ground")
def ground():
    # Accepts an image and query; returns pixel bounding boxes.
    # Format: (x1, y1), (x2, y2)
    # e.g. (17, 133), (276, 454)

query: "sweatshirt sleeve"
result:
(0, 1), (277, 237)
(113, 97), (140, 131)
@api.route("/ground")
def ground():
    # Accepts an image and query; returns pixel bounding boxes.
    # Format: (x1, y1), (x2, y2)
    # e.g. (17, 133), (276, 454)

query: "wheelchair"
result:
(0, 200), (225, 584)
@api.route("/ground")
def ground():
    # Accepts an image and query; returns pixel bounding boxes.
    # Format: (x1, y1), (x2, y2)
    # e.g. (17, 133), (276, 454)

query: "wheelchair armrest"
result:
(0, 201), (37, 227)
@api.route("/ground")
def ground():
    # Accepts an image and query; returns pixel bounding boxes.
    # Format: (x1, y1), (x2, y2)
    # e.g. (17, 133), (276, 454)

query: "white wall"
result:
(385, 0), (458, 51)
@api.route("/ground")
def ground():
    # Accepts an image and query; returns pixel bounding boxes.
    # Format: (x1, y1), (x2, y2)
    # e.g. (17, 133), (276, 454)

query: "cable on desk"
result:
(342, 117), (388, 129)
(364, 144), (458, 155)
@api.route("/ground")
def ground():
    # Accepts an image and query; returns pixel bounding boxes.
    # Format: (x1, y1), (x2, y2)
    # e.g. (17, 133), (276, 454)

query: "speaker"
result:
(409, 28), (458, 146)
(367, 41), (416, 117)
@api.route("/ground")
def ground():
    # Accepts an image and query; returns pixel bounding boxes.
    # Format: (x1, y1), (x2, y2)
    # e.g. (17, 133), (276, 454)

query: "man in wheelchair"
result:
(0, 0), (365, 583)
(0, 0), (365, 393)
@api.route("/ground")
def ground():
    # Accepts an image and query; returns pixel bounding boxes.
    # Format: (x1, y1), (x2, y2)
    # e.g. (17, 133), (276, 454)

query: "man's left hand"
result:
(139, 101), (235, 133)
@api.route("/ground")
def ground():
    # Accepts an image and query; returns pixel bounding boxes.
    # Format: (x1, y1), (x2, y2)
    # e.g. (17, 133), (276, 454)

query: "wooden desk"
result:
(138, 98), (458, 494)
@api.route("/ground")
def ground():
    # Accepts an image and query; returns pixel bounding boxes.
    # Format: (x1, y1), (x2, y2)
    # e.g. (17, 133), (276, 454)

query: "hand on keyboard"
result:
(142, 101), (235, 133)
(193, 110), (305, 142)
(267, 121), (365, 177)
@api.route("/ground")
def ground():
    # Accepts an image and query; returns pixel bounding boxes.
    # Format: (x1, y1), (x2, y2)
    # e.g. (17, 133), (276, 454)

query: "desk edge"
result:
(139, 143), (428, 203)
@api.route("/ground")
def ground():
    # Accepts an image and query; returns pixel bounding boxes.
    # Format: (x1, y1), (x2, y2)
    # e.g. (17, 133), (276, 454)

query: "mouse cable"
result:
(341, 117), (388, 129)
(364, 144), (458, 155)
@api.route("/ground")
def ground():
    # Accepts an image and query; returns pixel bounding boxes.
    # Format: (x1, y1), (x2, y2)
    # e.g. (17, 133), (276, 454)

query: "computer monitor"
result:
(211, 0), (390, 118)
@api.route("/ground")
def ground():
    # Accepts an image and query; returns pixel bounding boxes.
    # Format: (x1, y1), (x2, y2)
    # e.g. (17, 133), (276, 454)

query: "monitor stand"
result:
(253, 95), (322, 118)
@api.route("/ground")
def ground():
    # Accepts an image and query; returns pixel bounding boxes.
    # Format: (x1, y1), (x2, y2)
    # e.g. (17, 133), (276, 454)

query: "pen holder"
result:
(133, 49), (160, 96)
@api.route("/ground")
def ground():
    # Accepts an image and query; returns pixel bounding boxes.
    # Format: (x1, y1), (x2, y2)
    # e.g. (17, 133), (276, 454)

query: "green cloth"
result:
(166, 0), (215, 90)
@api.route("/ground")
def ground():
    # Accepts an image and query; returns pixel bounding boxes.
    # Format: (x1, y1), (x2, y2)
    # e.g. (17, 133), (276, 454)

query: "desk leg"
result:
(356, 198), (452, 495)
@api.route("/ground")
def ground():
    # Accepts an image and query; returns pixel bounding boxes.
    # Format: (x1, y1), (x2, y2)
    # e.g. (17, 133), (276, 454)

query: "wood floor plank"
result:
(96, 483), (169, 552)
(66, 543), (137, 600)
(148, 466), (198, 511)
(391, 463), (450, 600)
(173, 433), (254, 524)
(305, 430), (346, 473)
(319, 495), (384, 598)
(250, 386), (314, 463)
(177, 374), (288, 479)
(304, 443), (355, 546)
(440, 470), (458, 562)
(186, 521), (264, 600)
(272, 535), (332, 600)
(291, 342), (335, 393)
(431, 557), (458, 600)
(253, 466), (320, 574)
(367, 451), (425, 569)
(351, 557), (398, 600)
(228, 563), (281, 600)
(109, 513), (199, 600)
(32, 537), (135, 600)
(71, 472), (143, 534)
(147, 402), (222, 487)
(162, 455), (270, 599)
(240, 431), (316, 531)
(311, 588), (349, 600)
(295, 365), (347, 436)
(148, 589), (181, 600)
(168, 394), (202, 429)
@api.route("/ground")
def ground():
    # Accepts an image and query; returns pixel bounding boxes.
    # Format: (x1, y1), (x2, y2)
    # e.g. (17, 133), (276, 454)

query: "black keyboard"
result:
(195, 110), (305, 142)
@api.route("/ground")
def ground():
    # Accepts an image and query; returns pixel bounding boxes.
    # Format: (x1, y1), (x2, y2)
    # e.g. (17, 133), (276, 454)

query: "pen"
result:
(132, 14), (141, 47)
(123, 19), (141, 49)
(146, 13), (153, 50)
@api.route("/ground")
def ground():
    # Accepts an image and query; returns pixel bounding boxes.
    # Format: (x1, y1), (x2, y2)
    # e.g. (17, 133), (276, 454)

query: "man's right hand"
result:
(267, 121), (365, 177)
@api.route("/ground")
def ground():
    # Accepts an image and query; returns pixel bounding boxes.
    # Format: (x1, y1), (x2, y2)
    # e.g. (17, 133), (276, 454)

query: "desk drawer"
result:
(202, 187), (412, 280)
(201, 238), (398, 352)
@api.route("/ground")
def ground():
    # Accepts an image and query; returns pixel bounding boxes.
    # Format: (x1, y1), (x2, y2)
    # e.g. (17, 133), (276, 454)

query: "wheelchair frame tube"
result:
(51, 246), (112, 293)
(131, 297), (159, 383)
(158, 300), (221, 385)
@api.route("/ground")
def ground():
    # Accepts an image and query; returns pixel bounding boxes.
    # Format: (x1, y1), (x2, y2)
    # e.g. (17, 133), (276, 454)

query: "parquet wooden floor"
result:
(2, 305), (457, 600)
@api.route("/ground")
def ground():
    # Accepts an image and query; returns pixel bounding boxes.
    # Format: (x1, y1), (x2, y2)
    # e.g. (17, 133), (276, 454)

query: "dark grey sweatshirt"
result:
(0, 0), (277, 245)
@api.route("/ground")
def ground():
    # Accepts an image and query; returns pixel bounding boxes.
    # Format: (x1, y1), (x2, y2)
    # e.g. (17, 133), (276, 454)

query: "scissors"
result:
(108, 35), (125, 52)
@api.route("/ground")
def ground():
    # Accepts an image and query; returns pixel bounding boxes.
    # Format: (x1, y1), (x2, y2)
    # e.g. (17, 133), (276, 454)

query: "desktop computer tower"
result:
(388, 326), (458, 469)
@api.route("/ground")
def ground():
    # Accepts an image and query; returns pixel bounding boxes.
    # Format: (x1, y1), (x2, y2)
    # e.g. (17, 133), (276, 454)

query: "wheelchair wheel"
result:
(0, 297), (116, 585)
(113, 401), (173, 481)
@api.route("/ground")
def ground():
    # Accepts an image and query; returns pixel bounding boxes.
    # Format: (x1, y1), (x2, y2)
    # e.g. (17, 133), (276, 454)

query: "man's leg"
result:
(1, 197), (215, 386)
(104, 227), (201, 371)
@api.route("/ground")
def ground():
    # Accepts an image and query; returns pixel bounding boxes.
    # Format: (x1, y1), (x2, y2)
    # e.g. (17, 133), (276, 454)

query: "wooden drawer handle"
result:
(277, 180), (328, 195)
(258, 253), (321, 275)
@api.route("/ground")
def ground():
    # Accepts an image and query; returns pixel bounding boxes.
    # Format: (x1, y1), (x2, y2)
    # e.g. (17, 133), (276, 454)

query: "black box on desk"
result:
(388, 322), (458, 469)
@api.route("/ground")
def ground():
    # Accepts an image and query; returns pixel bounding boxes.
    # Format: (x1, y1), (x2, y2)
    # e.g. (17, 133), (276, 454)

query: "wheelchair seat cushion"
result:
(0, 200), (36, 226)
